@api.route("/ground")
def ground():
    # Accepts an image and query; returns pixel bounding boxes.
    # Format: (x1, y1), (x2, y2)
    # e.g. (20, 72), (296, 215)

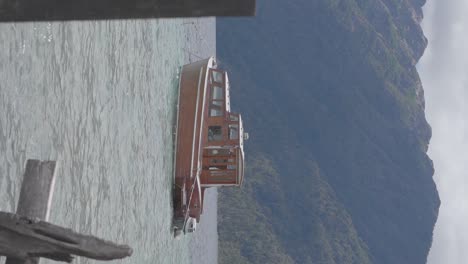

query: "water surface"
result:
(0, 18), (216, 264)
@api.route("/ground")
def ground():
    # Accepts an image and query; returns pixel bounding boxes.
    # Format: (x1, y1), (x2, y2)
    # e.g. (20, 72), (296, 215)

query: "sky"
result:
(417, 0), (468, 263)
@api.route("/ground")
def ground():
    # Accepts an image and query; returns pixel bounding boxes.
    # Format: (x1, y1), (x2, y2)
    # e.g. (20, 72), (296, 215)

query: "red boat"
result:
(173, 57), (247, 236)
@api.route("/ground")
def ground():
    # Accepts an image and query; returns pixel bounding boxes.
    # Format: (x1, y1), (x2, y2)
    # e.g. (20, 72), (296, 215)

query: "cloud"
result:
(418, 0), (468, 263)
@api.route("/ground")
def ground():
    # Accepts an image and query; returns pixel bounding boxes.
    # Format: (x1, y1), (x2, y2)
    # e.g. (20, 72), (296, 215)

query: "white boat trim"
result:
(201, 183), (238, 187)
(190, 66), (205, 180)
(196, 58), (213, 172)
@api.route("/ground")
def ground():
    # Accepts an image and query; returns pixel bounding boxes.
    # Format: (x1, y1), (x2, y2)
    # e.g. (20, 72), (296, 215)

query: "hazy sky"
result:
(418, 0), (468, 263)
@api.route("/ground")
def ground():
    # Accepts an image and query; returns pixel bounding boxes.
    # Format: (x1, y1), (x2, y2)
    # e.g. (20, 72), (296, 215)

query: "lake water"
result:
(0, 18), (217, 264)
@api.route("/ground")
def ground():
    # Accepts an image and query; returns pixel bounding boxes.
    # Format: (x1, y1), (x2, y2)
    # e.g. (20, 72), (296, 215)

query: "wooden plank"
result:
(0, 0), (256, 22)
(5, 159), (57, 264)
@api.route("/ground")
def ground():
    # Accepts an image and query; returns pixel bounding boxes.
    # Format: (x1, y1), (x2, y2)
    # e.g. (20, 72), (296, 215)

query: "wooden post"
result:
(5, 160), (57, 264)
(0, 0), (256, 22)
(16, 160), (57, 221)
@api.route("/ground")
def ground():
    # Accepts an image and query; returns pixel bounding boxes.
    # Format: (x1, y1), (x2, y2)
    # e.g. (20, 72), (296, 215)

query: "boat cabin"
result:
(200, 69), (245, 187)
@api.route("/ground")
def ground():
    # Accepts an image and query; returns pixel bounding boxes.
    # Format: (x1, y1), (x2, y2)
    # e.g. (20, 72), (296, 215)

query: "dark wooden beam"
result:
(0, 0), (256, 22)
(0, 212), (133, 263)
(1, 159), (132, 263)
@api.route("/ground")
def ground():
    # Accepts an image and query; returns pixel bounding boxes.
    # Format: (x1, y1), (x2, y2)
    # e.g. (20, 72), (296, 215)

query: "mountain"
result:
(216, 0), (440, 263)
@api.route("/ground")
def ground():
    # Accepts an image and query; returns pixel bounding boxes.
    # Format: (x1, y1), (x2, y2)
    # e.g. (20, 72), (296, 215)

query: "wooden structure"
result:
(0, 159), (132, 263)
(5, 160), (57, 264)
(0, 212), (133, 262)
(15, 160), (57, 222)
(0, 0), (256, 22)
(173, 57), (246, 234)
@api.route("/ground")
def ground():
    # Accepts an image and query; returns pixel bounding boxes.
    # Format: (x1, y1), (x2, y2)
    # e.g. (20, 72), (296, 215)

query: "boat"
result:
(172, 57), (247, 236)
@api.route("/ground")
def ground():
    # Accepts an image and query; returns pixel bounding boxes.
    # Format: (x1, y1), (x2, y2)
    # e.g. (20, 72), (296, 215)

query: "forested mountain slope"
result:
(217, 0), (439, 263)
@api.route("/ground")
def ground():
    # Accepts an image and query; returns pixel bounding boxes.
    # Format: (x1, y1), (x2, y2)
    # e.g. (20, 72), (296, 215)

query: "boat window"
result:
(212, 86), (224, 100)
(209, 149), (231, 156)
(210, 176), (233, 182)
(210, 101), (223, 117)
(230, 115), (239, 122)
(208, 126), (223, 141)
(227, 164), (236, 170)
(210, 170), (226, 176)
(229, 125), (239, 140)
(212, 71), (224, 83)
(211, 158), (228, 164)
(210, 158), (232, 164)
(209, 149), (219, 155)
(209, 165), (227, 170)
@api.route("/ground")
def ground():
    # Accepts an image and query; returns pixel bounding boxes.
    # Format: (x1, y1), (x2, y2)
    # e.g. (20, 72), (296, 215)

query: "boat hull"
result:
(173, 58), (214, 230)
